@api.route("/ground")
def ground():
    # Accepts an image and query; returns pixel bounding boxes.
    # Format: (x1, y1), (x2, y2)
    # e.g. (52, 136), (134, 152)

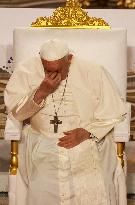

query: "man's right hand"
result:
(33, 72), (61, 104)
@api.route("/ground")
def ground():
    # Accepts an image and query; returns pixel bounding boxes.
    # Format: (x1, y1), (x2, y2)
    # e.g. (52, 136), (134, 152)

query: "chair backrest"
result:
(13, 28), (127, 99)
(11, 27), (130, 142)
(6, 27), (128, 205)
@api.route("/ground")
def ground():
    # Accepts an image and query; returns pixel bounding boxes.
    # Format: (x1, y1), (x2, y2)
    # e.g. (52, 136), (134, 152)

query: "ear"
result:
(41, 58), (44, 63)
(68, 54), (73, 63)
(40, 58), (46, 72)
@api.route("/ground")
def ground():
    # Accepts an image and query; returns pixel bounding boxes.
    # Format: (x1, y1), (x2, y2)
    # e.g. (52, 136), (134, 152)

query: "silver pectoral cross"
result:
(50, 113), (62, 133)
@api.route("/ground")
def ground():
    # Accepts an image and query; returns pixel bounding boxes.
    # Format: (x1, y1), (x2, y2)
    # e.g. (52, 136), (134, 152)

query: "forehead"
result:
(43, 58), (64, 66)
(42, 57), (66, 70)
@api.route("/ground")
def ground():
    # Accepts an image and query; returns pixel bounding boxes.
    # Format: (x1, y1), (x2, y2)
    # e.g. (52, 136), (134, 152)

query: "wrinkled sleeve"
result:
(11, 89), (45, 121)
(85, 66), (127, 142)
(4, 65), (45, 122)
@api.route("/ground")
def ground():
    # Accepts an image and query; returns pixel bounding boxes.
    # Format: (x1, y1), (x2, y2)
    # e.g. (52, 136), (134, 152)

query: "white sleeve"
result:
(85, 67), (127, 142)
(4, 64), (45, 122)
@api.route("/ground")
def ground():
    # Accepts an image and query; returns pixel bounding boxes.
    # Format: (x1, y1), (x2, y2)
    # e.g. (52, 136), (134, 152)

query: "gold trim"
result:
(117, 142), (125, 168)
(31, 0), (110, 28)
(9, 140), (18, 175)
(31, 26), (110, 29)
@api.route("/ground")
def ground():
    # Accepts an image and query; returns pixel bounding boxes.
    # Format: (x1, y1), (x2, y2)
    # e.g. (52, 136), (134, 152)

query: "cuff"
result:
(32, 93), (46, 108)
(12, 89), (46, 121)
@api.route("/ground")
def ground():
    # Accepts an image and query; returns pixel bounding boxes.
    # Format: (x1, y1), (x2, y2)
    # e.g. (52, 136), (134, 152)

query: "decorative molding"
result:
(31, 0), (110, 28)
(125, 0), (135, 8)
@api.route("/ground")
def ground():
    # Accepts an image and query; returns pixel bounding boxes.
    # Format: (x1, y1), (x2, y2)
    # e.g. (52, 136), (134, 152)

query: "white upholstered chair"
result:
(4, 27), (131, 205)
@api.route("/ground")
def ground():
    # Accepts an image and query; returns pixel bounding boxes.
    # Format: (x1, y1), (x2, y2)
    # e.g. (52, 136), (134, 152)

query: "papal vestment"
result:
(4, 56), (127, 205)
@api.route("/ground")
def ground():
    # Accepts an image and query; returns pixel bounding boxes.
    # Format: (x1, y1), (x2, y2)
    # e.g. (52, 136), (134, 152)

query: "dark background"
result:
(0, 0), (134, 8)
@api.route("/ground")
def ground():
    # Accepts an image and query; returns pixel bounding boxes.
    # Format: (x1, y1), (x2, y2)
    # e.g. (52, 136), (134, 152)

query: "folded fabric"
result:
(114, 102), (131, 142)
(4, 114), (22, 140)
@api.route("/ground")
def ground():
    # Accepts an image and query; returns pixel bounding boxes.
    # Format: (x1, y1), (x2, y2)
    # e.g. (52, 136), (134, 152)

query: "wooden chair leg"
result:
(117, 142), (125, 168)
(9, 141), (125, 172)
(9, 140), (18, 175)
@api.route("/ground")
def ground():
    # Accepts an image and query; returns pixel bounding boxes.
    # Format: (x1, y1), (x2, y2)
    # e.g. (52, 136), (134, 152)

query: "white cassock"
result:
(4, 56), (127, 205)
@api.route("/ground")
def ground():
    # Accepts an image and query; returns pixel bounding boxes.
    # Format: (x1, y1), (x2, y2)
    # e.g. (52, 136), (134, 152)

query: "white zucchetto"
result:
(40, 39), (69, 61)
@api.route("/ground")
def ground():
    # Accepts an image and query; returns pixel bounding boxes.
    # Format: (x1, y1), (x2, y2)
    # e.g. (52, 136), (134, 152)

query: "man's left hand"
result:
(57, 128), (91, 149)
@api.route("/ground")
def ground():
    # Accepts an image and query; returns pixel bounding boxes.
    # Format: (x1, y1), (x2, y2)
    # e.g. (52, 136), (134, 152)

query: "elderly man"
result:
(4, 39), (127, 205)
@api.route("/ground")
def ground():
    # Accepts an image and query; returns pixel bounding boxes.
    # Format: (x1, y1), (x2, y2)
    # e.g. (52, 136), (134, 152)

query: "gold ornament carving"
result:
(31, 0), (110, 28)
(9, 140), (18, 175)
(125, 0), (135, 8)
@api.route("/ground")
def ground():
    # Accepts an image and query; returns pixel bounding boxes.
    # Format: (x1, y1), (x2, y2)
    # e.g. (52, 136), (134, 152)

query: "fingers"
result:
(53, 73), (61, 84)
(58, 134), (77, 149)
(58, 140), (71, 148)
(57, 129), (85, 149)
(63, 130), (73, 135)
(47, 72), (61, 80)
(58, 135), (71, 145)
(49, 72), (58, 79)
(59, 135), (70, 141)
(45, 72), (52, 77)
(57, 141), (77, 149)
(44, 72), (61, 93)
(47, 72), (61, 84)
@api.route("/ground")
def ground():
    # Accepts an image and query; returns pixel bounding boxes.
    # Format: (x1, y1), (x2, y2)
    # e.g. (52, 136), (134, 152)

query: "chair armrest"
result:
(4, 114), (23, 141)
(114, 102), (131, 142)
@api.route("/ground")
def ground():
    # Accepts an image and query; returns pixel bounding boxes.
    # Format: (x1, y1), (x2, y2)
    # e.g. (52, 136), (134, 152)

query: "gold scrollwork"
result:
(125, 0), (135, 8)
(31, 0), (110, 28)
